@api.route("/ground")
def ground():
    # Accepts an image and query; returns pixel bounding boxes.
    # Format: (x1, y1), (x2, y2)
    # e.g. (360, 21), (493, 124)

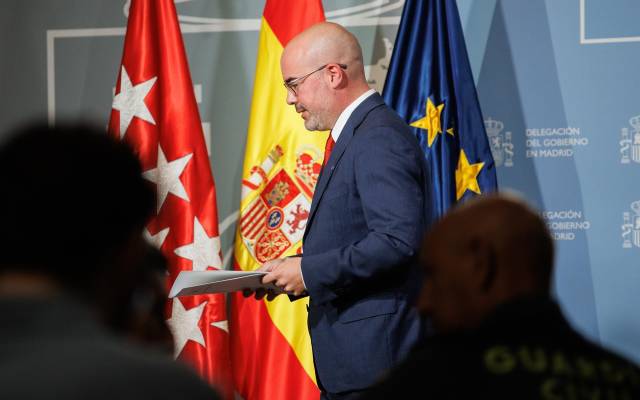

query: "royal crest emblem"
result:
(620, 115), (640, 164)
(240, 143), (316, 263)
(622, 200), (640, 249)
(485, 117), (514, 168)
(364, 37), (394, 92)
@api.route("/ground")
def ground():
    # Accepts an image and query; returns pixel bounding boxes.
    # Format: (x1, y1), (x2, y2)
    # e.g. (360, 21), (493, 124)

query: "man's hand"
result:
(263, 257), (306, 297)
(242, 257), (305, 300)
(242, 258), (283, 301)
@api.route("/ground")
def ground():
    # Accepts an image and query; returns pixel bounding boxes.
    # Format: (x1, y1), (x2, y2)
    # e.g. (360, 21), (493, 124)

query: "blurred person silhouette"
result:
(0, 122), (219, 399)
(362, 194), (640, 399)
(103, 243), (174, 354)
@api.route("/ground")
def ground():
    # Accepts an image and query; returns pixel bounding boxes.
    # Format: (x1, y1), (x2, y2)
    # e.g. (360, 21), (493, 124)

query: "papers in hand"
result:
(169, 270), (287, 298)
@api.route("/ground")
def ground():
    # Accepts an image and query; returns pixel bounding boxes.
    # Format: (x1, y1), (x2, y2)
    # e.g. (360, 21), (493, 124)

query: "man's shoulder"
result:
(358, 99), (407, 128)
(352, 103), (422, 156)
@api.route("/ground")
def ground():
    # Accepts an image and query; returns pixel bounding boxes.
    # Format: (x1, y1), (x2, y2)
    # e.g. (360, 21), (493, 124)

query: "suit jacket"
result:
(0, 296), (220, 400)
(301, 93), (433, 393)
(362, 296), (640, 399)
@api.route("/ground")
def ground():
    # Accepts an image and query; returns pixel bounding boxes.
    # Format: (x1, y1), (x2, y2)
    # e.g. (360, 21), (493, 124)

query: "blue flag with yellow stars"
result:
(383, 0), (497, 216)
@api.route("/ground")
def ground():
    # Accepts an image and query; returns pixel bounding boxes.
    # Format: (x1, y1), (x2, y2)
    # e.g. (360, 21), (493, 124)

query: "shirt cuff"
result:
(300, 264), (307, 290)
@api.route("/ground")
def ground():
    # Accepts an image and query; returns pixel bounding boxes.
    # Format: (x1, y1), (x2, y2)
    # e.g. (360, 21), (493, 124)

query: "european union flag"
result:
(383, 0), (497, 216)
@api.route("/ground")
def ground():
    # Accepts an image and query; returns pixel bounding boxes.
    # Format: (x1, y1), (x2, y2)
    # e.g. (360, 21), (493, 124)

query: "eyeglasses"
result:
(283, 63), (347, 96)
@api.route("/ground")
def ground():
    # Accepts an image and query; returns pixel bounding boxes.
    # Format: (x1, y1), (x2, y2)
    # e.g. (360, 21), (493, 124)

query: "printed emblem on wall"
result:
(485, 117), (514, 167)
(622, 200), (640, 249)
(620, 115), (640, 164)
(364, 37), (393, 92)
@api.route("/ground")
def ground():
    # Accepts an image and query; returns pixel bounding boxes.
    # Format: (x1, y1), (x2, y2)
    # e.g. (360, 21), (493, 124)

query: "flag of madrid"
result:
(108, 0), (232, 397)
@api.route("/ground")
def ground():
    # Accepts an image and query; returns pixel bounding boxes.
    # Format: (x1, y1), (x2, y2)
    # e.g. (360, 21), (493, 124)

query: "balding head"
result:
(284, 22), (366, 82)
(419, 194), (554, 333)
(281, 22), (371, 131)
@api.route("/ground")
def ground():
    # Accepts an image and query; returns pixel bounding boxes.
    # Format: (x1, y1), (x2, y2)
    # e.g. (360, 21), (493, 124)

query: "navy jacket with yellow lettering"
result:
(362, 296), (640, 399)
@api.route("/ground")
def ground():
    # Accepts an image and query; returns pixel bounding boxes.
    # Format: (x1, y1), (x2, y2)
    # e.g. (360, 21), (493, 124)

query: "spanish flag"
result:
(229, 1), (325, 399)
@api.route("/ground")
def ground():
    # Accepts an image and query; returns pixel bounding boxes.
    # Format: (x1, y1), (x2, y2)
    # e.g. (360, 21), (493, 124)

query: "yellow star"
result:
(410, 98), (445, 147)
(455, 149), (484, 200)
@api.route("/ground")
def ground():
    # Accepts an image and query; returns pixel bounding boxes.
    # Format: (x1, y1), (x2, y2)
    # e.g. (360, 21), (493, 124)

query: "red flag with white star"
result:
(108, 0), (232, 397)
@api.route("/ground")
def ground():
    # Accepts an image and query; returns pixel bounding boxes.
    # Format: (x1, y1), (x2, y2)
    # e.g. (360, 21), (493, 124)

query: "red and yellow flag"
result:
(108, 0), (232, 397)
(230, 1), (326, 399)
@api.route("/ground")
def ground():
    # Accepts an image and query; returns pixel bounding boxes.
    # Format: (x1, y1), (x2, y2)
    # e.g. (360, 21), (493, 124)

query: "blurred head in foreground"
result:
(0, 122), (220, 399)
(419, 193), (553, 333)
(0, 121), (155, 316)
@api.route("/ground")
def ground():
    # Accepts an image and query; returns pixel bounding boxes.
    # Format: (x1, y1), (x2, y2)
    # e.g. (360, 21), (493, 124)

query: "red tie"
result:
(323, 134), (335, 168)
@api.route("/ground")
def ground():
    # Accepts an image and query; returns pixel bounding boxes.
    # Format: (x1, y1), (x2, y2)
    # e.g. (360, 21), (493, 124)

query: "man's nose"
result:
(286, 89), (296, 105)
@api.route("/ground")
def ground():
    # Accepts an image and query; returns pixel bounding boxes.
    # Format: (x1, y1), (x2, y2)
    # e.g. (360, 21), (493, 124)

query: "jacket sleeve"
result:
(300, 126), (427, 304)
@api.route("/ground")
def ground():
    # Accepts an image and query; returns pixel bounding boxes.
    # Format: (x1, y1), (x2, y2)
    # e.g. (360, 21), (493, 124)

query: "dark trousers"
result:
(320, 390), (366, 400)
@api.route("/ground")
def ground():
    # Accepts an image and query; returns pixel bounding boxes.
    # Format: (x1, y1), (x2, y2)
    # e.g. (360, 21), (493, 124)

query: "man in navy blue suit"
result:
(258, 22), (432, 399)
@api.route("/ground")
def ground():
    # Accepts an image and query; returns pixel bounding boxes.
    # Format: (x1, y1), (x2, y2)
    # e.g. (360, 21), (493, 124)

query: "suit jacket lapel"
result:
(303, 93), (386, 241)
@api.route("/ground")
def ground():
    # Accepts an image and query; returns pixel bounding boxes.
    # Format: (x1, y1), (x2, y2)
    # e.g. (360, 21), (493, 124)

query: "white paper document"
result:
(169, 270), (287, 298)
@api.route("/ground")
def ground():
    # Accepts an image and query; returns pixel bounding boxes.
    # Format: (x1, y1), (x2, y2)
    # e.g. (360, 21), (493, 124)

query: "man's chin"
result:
(303, 119), (320, 131)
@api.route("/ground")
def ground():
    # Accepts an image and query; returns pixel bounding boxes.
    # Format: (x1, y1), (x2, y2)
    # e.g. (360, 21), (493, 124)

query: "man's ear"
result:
(468, 237), (497, 293)
(327, 64), (346, 88)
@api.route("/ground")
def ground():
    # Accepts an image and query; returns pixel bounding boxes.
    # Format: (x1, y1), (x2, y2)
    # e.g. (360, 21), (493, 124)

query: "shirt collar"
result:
(331, 89), (376, 142)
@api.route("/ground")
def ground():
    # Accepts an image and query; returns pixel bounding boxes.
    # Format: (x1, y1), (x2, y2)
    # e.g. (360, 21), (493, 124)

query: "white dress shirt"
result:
(330, 89), (376, 143)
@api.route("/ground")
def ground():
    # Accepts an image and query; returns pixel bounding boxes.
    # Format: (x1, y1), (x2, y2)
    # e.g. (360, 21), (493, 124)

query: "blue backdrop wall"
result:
(461, 0), (640, 362)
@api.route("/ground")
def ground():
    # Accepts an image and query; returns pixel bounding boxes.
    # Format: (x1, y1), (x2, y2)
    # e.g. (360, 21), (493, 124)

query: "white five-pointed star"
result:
(143, 145), (193, 213)
(111, 66), (157, 138)
(212, 320), (229, 333)
(144, 227), (170, 249)
(166, 298), (207, 358)
(174, 217), (222, 271)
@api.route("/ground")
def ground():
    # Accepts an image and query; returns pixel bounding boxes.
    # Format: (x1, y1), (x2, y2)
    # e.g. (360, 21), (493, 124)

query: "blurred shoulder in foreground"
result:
(362, 194), (640, 399)
(0, 122), (220, 399)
